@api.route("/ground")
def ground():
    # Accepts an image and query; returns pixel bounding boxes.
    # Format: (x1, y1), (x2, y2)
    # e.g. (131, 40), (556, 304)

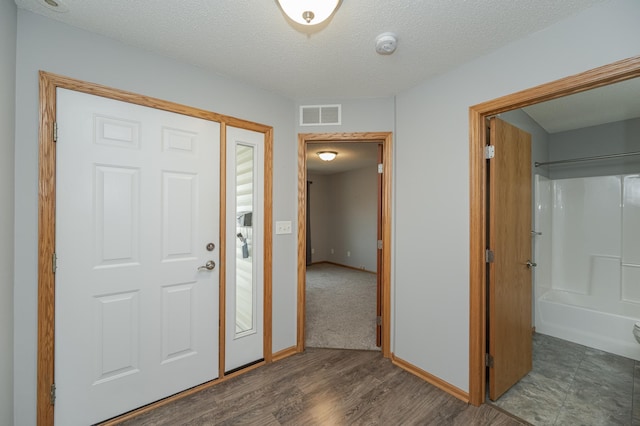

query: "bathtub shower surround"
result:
(534, 174), (640, 361)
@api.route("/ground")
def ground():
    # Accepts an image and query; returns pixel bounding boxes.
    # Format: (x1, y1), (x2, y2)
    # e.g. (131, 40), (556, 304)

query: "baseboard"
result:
(391, 353), (469, 403)
(272, 345), (298, 361)
(311, 260), (376, 274)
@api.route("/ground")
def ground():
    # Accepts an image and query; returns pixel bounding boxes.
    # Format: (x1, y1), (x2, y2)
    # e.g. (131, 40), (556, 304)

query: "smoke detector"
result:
(375, 32), (397, 55)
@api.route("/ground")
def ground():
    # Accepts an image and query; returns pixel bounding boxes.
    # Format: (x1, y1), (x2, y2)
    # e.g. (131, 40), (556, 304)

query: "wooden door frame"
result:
(37, 71), (273, 425)
(296, 132), (393, 358)
(376, 143), (384, 347)
(468, 56), (640, 405)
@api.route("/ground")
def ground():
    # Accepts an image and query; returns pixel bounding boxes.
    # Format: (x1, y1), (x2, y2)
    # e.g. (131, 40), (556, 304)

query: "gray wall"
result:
(329, 166), (378, 271)
(309, 167), (378, 272)
(548, 117), (640, 179)
(295, 97), (395, 134)
(14, 11), (296, 424)
(1, 1), (16, 424)
(308, 173), (331, 262)
(393, 0), (640, 391)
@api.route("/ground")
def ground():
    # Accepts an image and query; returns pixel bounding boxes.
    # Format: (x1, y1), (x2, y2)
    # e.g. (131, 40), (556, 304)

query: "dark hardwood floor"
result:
(117, 348), (525, 425)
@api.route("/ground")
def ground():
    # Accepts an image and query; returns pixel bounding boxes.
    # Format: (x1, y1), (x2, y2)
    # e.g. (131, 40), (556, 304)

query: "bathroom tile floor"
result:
(491, 333), (639, 425)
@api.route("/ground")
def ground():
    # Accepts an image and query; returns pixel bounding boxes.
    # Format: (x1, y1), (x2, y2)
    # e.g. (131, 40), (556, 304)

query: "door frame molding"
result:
(296, 132), (393, 358)
(468, 56), (640, 405)
(37, 71), (273, 425)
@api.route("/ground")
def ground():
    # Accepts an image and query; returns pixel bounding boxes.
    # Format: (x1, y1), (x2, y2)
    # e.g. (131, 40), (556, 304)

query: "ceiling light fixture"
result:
(317, 151), (338, 162)
(277, 0), (340, 26)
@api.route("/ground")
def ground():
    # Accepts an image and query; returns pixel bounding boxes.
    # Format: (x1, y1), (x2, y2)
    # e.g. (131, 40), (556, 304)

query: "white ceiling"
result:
(522, 77), (640, 134)
(16, 0), (606, 101)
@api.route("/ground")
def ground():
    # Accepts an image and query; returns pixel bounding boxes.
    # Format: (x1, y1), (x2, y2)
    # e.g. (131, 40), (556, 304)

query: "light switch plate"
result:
(276, 221), (292, 234)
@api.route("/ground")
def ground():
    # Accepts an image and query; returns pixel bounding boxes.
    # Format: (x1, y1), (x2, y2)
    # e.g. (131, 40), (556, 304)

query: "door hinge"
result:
(485, 145), (495, 159)
(485, 249), (494, 263)
(50, 383), (56, 405)
(52, 252), (57, 274)
(53, 122), (58, 142)
(377, 240), (383, 250)
(376, 316), (382, 326)
(377, 163), (383, 174)
(485, 353), (494, 368)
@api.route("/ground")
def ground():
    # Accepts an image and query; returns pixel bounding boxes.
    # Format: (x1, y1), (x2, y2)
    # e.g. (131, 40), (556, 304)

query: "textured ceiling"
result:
(17, 0), (638, 141)
(15, 0), (606, 100)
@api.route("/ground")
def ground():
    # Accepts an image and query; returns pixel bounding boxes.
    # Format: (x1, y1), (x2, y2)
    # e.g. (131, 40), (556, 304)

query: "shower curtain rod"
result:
(535, 151), (640, 167)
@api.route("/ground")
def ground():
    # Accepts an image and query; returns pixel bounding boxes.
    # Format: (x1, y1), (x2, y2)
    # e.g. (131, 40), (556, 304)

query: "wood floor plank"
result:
(117, 348), (525, 425)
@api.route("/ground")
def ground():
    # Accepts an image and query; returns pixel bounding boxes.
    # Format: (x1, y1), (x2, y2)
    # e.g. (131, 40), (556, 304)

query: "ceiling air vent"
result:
(300, 104), (341, 126)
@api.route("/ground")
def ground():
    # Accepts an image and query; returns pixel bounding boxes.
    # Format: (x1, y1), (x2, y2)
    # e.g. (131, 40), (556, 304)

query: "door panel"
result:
(488, 117), (533, 400)
(55, 89), (220, 425)
(225, 126), (264, 372)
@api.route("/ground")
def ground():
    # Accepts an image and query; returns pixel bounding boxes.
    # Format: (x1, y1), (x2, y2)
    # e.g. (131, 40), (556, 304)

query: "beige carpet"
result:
(305, 263), (380, 351)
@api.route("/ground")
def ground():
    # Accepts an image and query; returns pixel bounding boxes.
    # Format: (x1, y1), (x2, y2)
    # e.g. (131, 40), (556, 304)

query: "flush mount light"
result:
(277, 0), (340, 26)
(41, 0), (69, 12)
(317, 151), (338, 162)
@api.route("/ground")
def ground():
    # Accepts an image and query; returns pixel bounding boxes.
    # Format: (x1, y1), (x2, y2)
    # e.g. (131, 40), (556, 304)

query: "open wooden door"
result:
(376, 143), (383, 347)
(487, 117), (533, 400)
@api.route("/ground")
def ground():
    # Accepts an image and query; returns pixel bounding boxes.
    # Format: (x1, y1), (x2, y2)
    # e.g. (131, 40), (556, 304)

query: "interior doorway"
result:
(304, 142), (380, 351)
(468, 56), (640, 406)
(297, 132), (392, 358)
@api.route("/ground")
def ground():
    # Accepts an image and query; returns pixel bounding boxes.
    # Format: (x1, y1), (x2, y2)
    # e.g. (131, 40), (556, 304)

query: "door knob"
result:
(198, 260), (216, 271)
(526, 260), (537, 269)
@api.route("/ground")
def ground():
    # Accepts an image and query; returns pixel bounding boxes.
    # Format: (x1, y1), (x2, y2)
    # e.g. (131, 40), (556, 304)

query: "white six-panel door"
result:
(55, 89), (220, 425)
(225, 126), (264, 372)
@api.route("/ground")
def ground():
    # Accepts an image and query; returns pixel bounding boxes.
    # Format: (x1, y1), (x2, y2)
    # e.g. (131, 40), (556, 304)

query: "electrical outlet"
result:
(347, 251), (351, 257)
(311, 248), (315, 254)
(331, 248), (334, 254)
